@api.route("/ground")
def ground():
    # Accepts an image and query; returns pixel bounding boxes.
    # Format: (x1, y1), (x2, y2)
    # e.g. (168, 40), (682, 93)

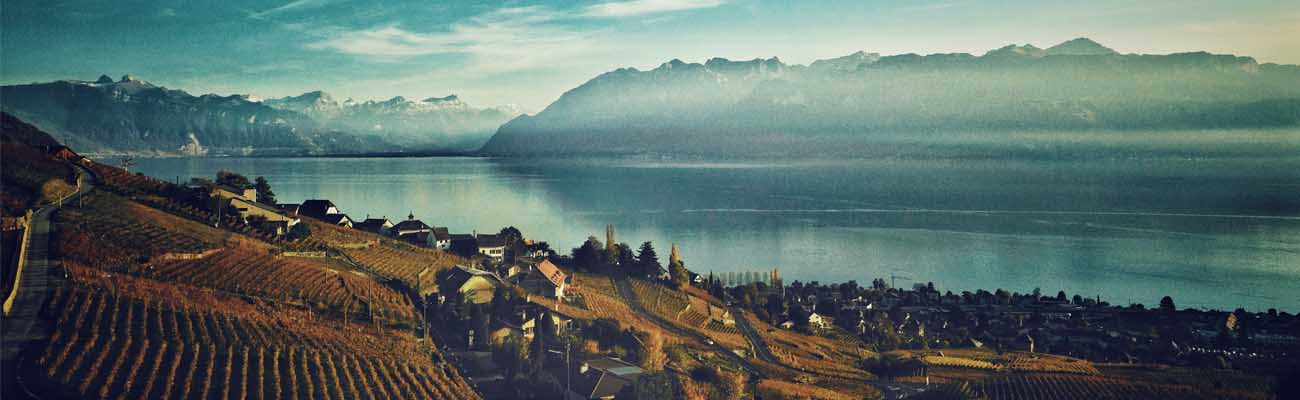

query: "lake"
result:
(131, 150), (1300, 312)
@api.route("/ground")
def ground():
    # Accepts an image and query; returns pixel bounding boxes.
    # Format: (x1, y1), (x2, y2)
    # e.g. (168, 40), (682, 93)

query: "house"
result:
(207, 184), (299, 235)
(354, 217), (394, 236)
(393, 213), (433, 237)
(566, 357), (643, 400)
(476, 233), (507, 261)
(278, 203), (301, 216)
(49, 145), (84, 161)
(439, 265), (502, 305)
(228, 197), (300, 235)
(433, 227), (451, 250)
(211, 184), (259, 203)
(516, 259), (568, 299)
(321, 213), (353, 228)
(516, 303), (573, 338)
(298, 199), (340, 219)
(808, 312), (830, 329)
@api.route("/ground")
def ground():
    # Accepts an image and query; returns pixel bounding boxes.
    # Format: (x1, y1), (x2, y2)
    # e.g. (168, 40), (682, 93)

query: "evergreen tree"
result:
(615, 243), (635, 267)
(571, 239), (603, 272)
(253, 176), (276, 205)
(216, 170), (251, 188)
(1160, 296), (1176, 312)
(635, 241), (660, 277)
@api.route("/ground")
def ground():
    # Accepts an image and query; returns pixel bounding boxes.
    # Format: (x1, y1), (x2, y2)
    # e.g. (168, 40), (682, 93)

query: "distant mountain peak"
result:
(423, 94), (460, 103)
(984, 44), (1046, 58)
(809, 51), (882, 72)
(1046, 37), (1118, 56)
(119, 74), (144, 83)
(96, 75), (114, 84)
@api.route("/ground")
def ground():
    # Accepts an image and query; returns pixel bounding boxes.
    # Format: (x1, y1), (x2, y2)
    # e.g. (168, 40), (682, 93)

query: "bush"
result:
(690, 365), (720, 383)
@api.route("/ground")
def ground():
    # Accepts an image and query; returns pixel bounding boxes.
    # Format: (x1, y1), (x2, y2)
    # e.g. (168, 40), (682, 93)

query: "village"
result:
(176, 168), (1300, 399)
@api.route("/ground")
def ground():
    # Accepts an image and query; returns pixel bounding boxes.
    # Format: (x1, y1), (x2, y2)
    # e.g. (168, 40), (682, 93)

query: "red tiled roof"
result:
(536, 259), (566, 288)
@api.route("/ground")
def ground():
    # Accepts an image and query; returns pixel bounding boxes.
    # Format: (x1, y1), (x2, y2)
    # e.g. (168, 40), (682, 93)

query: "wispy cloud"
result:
(582, 0), (725, 18)
(250, 0), (336, 19)
(307, 5), (595, 70)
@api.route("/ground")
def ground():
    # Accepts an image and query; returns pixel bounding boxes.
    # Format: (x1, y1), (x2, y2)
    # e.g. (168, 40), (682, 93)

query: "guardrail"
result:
(3, 168), (86, 315)
(2, 210), (35, 315)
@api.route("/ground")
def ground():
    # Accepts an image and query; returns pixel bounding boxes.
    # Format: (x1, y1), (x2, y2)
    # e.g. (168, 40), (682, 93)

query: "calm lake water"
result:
(132, 150), (1300, 312)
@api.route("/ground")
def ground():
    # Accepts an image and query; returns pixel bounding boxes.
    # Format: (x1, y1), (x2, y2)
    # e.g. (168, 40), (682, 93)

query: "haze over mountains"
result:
(264, 91), (520, 151)
(480, 38), (1300, 157)
(2, 38), (1297, 158)
(0, 76), (518, 155)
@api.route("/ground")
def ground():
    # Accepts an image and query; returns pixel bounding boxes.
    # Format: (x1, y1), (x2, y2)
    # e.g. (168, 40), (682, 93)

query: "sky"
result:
(3, 0), (1298, 111)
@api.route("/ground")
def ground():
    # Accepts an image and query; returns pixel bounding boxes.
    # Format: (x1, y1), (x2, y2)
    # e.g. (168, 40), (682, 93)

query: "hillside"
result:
(0, 76), (397, 156)
(0, 117), (479, 399)
(479, 38), (1300, 157)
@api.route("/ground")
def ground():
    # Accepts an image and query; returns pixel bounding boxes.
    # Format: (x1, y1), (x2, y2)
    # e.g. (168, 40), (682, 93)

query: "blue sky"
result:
(3, 0), (1297, 111)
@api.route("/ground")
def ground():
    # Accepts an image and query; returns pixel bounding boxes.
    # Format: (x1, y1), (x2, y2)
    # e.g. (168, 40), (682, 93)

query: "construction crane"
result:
(891, 273), (913, 289)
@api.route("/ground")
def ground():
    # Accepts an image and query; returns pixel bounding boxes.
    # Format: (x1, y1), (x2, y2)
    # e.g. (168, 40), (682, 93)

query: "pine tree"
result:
(253, 176), (276, 205)
(635, 242), (660, 277)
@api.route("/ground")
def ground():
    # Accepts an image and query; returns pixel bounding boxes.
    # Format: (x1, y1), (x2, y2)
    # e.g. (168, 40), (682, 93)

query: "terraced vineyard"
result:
(36, 286), (478, 400)
(973, 373), (1271, 400)
(307, 220), (462, 289)
(924, 355), (1001, 371)
(86, 161), (173, 196)
(145, 245), (416, 323)
(628, 279), (745, 346)
(542, 273), (690, 344)
(56, 192), (226, 271)
(743, 313), (874, 379)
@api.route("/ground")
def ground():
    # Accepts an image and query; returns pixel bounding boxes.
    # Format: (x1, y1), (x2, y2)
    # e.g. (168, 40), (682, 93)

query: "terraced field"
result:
(56, 192), (227, 271)
(36, 288), (477, 400)
(306, 220), (461, 289)
(628, 279), (747, 347)
(146, 245), (415, 323)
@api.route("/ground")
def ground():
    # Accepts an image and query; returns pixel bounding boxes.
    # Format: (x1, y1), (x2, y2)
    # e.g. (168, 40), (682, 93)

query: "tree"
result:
(253, 176), (276, 205)
(635, 241), (661, 277)
(639, 330), (667, 372)
(571, 239), (604, 272)
(788, 301), (810, 328)
(1159, 296), (1176, 312)
(527, 241), (555, 258)
(764, 294), (785, 324)
(286, 220), (310, 238)
(669, 260), (689, 290)
(499, 226), (523, 245)
(1056, 291), (1068, 302)
(615, 243), (636, 268)
(216, 170), (251, 189)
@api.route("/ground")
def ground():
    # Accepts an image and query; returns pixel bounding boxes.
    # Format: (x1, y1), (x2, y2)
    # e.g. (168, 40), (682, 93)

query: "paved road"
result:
(1, 165), (93, 398)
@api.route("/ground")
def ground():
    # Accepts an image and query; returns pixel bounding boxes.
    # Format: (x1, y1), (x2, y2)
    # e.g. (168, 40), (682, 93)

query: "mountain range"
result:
(479, 38), (1300, 157)
(3, 38), (1297, 158)
(0, 76), (518, 156)
(263, 91), (519, 151)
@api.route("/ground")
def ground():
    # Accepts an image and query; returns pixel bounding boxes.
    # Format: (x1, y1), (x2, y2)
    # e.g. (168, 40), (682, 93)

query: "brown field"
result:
(539, 272), (692, 345)
(743, 313), (874, 379)
(37, 285), (477, 400)
(628, 279), (748, 349)
(306, 220), (462, 289)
